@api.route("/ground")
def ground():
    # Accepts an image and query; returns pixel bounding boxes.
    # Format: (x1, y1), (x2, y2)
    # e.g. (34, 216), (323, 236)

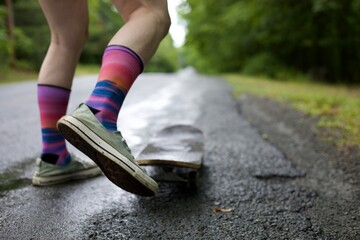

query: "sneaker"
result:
(56, 103), (159, 196)
(32, 155), (102, 186)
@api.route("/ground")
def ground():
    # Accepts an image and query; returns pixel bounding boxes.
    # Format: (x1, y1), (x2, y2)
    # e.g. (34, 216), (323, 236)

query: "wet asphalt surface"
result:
(0, 69), (359, 239)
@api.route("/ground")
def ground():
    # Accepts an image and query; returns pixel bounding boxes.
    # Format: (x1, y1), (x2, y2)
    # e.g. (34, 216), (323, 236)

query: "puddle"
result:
(119, 81), (176, 147)
(0, 173), (30, 192)
(0, 159), (33, 197)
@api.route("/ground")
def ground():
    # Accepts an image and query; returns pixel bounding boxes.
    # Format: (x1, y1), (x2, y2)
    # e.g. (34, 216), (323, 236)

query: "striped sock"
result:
(85, 45), (143, 132)
(38, 85), (71, 166)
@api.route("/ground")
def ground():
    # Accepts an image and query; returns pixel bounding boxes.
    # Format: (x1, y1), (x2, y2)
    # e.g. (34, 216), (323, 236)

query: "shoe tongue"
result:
(113, 131), (122, 137)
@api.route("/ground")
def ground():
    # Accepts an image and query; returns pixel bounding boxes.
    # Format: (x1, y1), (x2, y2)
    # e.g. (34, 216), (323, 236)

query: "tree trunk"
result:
(5, 0), (15, 65)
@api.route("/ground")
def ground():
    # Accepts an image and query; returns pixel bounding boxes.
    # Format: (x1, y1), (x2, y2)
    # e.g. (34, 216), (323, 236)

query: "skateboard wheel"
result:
(187, 171), (199, 191)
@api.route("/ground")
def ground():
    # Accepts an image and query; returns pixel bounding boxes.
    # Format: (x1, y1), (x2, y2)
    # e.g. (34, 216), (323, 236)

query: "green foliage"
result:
(182, 0), (360, 84)
(242, 53), (284, 78)
(13, 0), (49, 70)
(0, 5), (11, 80)
(241, 52), (311, 82)
(0, 5), (9, 73)
(181, 0), (242, 73)
(80, 0), (123, 64)
(11, 0), (122, 69)
(2, 0), (179, 73)
(13, 27), (34, 70)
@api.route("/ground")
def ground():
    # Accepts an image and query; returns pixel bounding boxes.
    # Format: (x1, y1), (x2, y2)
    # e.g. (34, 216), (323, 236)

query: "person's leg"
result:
(33, 0), (101, 186)
(38, 0), (88, 165)
(85, 0), (171, 132)
(57, 0), (170, 195)
(111, 0), (171, 63)
(38, 0), (89, 89)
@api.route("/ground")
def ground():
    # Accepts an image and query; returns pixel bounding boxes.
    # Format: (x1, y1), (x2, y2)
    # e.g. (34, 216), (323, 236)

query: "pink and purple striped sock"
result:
(85, 45), (143, 132)
(38, 84), (71, 166)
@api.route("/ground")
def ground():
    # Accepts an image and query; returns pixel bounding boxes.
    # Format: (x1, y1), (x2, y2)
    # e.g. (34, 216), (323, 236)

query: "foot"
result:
(32, 155), (102, 186)
(56, 103), (159, 196)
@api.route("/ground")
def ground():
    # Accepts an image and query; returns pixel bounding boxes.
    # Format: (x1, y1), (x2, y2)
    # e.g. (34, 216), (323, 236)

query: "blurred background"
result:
(2, 0), (360, 83)
(0, 0), (359, 151)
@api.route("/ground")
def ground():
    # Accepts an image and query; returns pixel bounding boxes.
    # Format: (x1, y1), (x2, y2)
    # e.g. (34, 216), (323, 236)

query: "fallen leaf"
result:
(212, 207), (234, 213)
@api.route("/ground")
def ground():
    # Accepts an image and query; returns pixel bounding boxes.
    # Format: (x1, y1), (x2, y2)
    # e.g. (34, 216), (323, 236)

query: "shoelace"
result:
(114, 131), (134, 159)
(119, 135), (147, 172)
(113, 132), (149, 173)
(121, 137), (131, 153)
(112, 132), (153, 177)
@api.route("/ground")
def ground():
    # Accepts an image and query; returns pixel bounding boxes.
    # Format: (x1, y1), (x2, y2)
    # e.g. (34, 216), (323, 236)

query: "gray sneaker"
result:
(32, 155), (102, 186)
(56, 103), (159, 196)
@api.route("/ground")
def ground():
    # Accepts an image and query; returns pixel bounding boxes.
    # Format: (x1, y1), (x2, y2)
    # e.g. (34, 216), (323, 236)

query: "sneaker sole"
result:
(32, 167), (102, 186)
(57, 115), (158, 196)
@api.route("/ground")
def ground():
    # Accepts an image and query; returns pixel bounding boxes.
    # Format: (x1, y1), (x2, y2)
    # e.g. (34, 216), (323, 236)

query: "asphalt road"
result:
(0, 69), (359, 239)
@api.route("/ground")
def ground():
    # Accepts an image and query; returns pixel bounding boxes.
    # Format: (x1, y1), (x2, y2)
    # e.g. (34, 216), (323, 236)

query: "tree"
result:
(1, 0), (179, 74)
(12, 0), (49, 70)
(0, 0), (15, 74)
(80, 0), (124, 64)
(4, 0), (14, 65)
(181, 0), (360, 84)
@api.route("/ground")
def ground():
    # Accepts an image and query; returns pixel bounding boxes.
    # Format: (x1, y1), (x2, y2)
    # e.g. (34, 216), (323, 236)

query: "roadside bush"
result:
(80, 29), (113, 64)
(241, 52), (312, 82)
(13, 28), (34, 70)
(13, 1), (49, 70)
(242, 53), (285, 79)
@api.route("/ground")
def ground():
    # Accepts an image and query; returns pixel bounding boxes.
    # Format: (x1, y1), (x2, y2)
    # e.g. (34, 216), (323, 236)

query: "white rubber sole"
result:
(57, 115), (159, 196)
(32, 167), (102, 186)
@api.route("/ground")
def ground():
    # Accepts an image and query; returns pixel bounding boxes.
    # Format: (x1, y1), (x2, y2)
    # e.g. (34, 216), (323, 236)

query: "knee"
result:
(139, 7), (171, 39)
(120, 2), (171, 39)
(50, 28), (89, 52)
(157, 9), (171, 39)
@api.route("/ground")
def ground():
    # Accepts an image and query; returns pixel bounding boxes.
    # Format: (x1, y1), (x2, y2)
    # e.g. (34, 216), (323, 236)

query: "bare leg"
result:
(54, 0), (171, 194)
(32, 0), (103, 186)
(38, 0), (89, 89)
(34, 1), (92, 167)
(111, 0), (171, 64)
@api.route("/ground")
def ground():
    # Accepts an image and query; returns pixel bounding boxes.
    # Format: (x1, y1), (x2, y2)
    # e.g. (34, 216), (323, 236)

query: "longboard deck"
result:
(136, 125), (204, 169)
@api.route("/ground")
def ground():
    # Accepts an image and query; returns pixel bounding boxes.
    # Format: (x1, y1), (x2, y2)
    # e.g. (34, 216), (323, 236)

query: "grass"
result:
(0, 68), (38, 84)
(74, 64), (100, 75)
(0, 64), (100, 85)
(224, 74), (360, 151)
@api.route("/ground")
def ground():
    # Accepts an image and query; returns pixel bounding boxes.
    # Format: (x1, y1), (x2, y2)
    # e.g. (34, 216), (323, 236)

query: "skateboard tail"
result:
(137, 158), (202, 169)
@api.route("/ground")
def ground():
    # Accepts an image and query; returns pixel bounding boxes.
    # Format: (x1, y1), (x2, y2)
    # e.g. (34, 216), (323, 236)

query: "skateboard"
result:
(136, 125), (204, 190)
